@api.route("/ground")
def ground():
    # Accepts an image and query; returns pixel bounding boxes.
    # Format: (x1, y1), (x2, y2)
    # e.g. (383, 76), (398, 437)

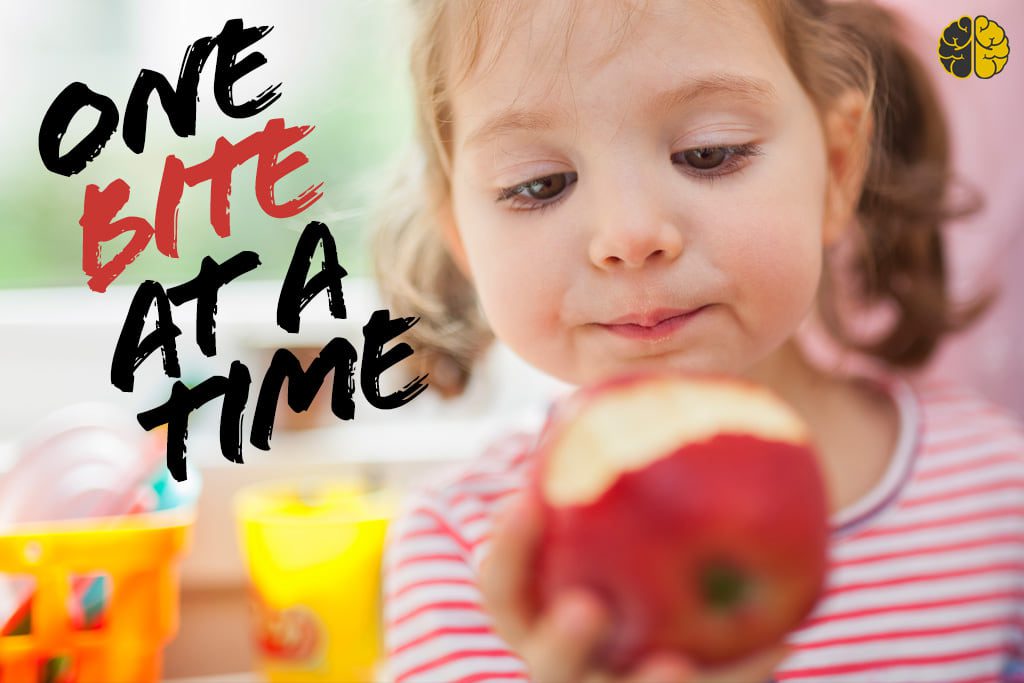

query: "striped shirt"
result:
(382, 375), (1024, 682)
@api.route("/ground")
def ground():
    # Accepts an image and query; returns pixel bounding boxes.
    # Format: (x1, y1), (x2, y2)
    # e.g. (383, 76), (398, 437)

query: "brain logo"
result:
(939, 15), (1010, 79)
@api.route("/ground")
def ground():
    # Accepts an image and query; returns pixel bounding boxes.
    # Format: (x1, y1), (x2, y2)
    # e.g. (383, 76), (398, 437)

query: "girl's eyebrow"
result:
(462, 73), (778, 152)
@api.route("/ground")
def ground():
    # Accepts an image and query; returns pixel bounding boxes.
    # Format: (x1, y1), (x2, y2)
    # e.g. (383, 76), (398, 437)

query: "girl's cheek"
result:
(708, 192), (822, 308)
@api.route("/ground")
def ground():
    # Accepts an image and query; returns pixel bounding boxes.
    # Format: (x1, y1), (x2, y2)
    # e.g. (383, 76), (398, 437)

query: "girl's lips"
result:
(598, 306), (709, 341)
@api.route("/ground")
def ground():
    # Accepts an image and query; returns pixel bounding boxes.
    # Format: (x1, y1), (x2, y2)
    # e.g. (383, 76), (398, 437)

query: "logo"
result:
(938, 15), (1010, 79)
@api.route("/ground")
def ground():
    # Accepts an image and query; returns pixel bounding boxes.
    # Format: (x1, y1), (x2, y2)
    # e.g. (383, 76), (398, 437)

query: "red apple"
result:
(528, 371), (830, 672)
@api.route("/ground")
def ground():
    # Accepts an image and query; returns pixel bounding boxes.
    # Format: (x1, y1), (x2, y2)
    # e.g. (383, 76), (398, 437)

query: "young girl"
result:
(374, 0), (1024, 680)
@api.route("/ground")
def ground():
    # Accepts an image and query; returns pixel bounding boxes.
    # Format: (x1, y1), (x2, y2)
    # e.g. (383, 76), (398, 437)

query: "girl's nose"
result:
(587, 196), (685, 271)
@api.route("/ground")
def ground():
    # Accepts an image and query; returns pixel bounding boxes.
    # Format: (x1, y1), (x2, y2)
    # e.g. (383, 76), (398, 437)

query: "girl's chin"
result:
(574, 354), (738, 386)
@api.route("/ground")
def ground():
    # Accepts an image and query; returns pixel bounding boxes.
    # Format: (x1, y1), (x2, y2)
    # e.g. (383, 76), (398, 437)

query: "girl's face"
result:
(444, 0), (842, 386)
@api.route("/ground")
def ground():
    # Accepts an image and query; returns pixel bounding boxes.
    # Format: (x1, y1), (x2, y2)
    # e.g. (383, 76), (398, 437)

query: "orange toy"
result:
(0, 510), (193, 683)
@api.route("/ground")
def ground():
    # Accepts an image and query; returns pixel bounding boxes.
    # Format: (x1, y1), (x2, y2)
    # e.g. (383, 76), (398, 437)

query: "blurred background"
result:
(0, 0), (412, 288)
(0, 1), (565, 680)
(0, 1), (1021, 681)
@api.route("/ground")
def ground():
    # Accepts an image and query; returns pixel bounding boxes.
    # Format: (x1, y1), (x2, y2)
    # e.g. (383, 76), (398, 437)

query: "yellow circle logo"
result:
(938, 15), (1010, 79)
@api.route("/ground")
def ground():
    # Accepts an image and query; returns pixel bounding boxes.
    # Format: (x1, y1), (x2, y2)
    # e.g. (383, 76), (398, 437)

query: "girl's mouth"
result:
(598, 306), (709, 341)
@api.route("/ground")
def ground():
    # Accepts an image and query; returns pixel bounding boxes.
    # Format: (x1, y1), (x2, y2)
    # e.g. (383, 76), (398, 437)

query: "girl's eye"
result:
(681, 147), (727, 170)
(494, 143), (762, 213)
(523, 174), (570, 200)
(672, 143), (763, 176)
(496, 172), (579, 212)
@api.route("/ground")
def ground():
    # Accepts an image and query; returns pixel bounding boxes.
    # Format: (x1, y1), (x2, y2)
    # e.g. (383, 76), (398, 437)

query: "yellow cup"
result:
(235, 479), (396, 683)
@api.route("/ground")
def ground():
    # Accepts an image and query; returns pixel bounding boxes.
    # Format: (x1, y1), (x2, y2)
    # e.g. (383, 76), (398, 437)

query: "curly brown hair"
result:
(372, 0), (994, 397)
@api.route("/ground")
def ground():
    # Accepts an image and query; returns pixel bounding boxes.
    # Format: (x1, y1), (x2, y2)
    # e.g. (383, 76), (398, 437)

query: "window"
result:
(1, 0), (414, 289)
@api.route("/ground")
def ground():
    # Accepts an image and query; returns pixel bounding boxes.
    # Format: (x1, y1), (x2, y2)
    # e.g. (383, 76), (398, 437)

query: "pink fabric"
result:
(801, 1), (1024, 418)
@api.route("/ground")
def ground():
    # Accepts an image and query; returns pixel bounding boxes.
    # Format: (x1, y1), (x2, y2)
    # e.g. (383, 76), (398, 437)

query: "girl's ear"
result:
(821, 89), (873, 248)
(438, 197), (474, 280)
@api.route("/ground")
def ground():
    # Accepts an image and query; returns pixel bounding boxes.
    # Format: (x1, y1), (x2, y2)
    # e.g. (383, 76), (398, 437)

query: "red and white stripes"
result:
(383, 378), (1024, 683)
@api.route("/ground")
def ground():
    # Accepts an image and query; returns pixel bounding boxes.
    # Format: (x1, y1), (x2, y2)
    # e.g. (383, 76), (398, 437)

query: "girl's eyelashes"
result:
(671, 142), (764, 182)
(495, 172), (579, 214)
(494, 142), (764, 213)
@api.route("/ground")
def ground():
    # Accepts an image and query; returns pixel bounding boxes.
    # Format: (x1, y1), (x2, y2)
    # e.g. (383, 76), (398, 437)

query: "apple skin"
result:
(528, 371), (830, 672)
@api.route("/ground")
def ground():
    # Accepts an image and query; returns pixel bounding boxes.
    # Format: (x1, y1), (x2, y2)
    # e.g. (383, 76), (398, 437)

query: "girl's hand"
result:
(479, 493), (791, 683)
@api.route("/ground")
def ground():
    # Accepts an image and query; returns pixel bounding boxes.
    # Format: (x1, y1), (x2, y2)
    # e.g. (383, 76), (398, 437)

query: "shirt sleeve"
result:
(382, 491), (530, 683)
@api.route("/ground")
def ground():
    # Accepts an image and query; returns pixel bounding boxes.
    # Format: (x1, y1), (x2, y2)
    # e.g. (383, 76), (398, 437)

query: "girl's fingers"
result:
(521, 589), (611, 683)
(478, 493), (543, 647)
(588, 643), (787, 683)
(479, 495), (613, 682)
(693, 644), (791, 683)
(623, 654), (697, 683)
